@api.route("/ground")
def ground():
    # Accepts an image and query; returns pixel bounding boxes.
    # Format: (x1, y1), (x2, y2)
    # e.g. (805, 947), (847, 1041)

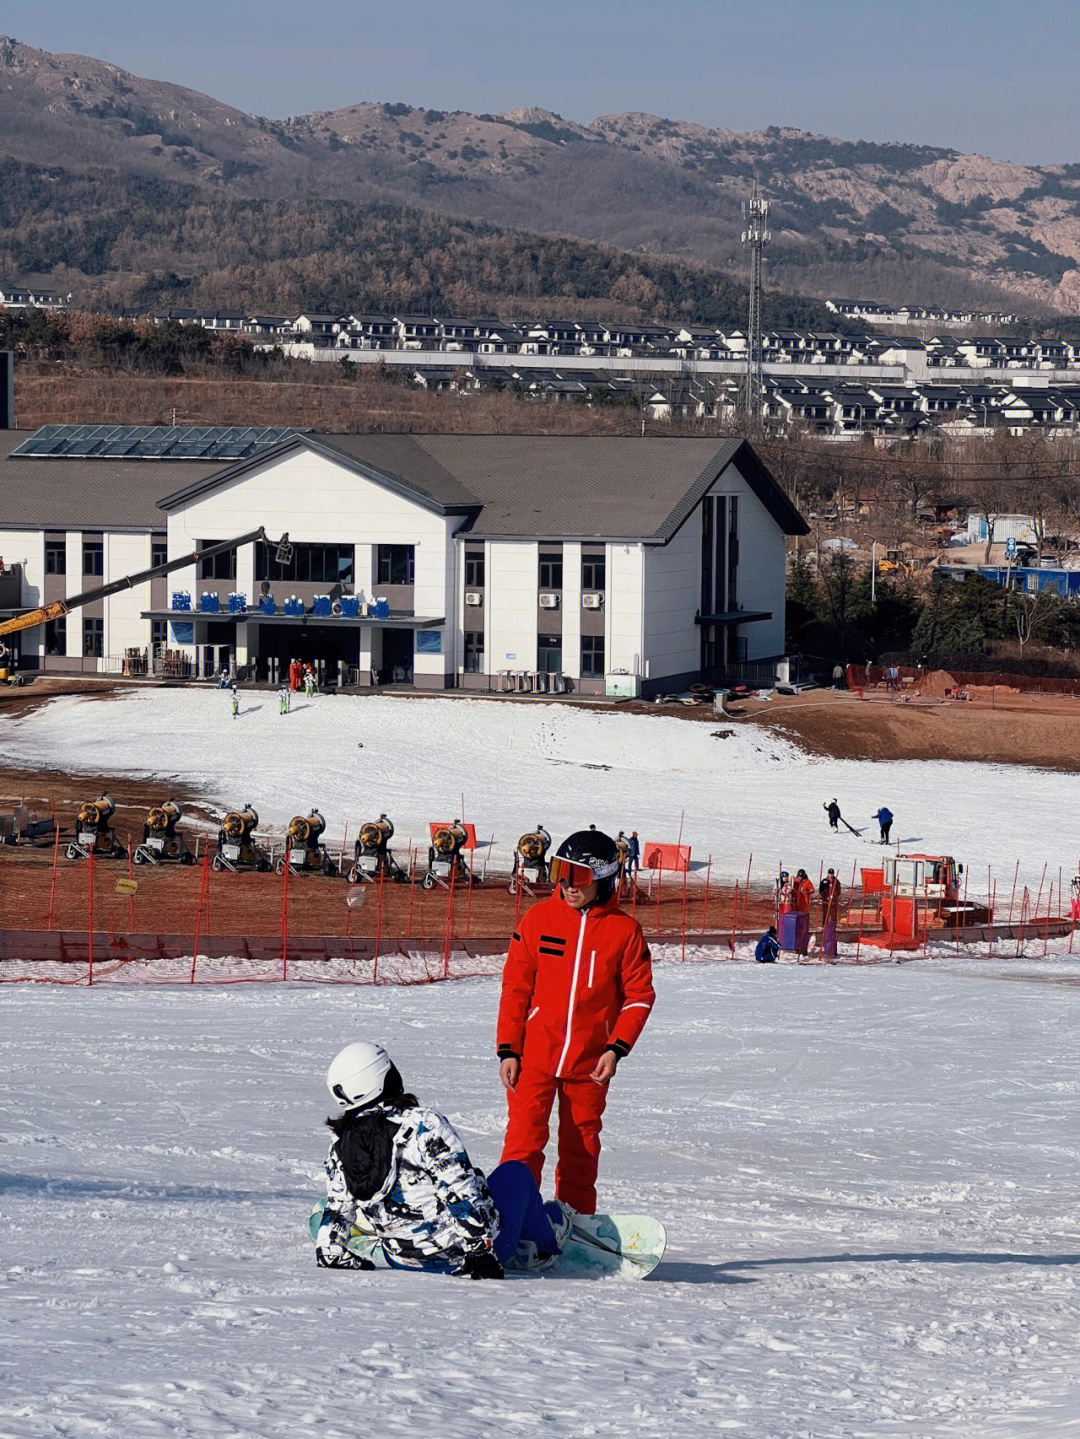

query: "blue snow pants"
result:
(487, 1160), (561, 1267)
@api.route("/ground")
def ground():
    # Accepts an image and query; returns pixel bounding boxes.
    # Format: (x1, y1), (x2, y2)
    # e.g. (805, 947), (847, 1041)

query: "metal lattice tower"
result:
(741, 183), (770, 421)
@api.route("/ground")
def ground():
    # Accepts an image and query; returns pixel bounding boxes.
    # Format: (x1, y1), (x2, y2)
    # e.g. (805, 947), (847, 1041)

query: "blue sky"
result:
(7, 0), (1080, 164)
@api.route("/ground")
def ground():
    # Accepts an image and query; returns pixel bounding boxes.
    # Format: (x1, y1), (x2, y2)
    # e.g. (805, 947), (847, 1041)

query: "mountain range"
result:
(3, 35), (1080, 320)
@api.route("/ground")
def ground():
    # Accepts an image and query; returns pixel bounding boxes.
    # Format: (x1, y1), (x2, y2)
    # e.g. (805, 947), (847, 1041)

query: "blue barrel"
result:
(780, 912), (809, 953)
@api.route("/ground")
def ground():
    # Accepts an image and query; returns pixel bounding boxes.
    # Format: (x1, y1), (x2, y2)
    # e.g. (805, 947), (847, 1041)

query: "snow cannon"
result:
(278, 808), (336, 876)
(509, 825), (552, 896)
(212, 805), (269, 872)
(424, 820), (478, 891)
(134, 799), (194, 866)
(67, 793), (125, 861)
(347, 813), (407, 884)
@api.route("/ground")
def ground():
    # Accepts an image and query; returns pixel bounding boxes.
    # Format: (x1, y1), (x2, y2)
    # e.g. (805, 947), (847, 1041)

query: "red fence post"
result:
(405, 845), (417, 941)
(699, 854), (712, 942)
(190, 853), (210, 984)
(729, 880), (739, 956)
(373, 868), (386, 976)
(87, 846), (95, 986)
(47, 821), (61, 932)
(1007, 861), (1019, 928)
(680, 863), (688, 963)
(441, 863), (458, 979)
(465, 850), (476, 938)
(280, 843), (290, 981)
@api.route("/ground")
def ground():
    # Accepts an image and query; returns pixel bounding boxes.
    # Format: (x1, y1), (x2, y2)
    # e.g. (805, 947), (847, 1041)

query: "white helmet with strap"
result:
(326, 1041), (392, 1109)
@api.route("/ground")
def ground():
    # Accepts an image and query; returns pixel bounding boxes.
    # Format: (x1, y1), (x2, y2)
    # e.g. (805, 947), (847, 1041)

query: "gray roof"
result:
(0, 430), (221, 531)
(4, 429), (807, 543)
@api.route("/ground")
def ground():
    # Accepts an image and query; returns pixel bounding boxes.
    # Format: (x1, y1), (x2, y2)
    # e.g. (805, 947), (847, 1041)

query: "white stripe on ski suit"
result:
(555, 909), (588, 1079)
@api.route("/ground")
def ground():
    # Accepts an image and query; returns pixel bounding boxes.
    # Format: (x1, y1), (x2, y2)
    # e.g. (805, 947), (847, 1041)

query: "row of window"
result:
(47, 537), (169, 577)
(464, 551), (605, 591)
(46, 538), (606, 594)
(463, 633), (605, 677)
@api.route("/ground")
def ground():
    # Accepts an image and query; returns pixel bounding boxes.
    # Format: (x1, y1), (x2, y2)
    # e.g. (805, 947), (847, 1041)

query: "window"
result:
(45, 617), (66, 655)
(581, 553), (605, 591)
(199, 543), (237, 581)
(463, 631), (484, 673)
(538, 551), (563, 590)
(376, 544), (415, 586)
(151, 619), (168, 646)
(537, 634), (562, 673)
(83, 539), (104, 576)
(464, 550), (485, 588)
(83, 616), (104, 658)
(151, 537), (168, 569)
(254, 541), (354, 585)
(581, 634), (605, 677)
(45, 542), (66, 575)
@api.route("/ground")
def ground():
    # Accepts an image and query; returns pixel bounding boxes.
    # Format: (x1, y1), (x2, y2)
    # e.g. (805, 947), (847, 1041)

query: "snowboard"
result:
(309, 1201), (665, 1279)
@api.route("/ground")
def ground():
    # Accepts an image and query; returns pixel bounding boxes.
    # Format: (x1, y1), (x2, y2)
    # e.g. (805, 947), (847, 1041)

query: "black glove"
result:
(459, 1249), (504, 1280)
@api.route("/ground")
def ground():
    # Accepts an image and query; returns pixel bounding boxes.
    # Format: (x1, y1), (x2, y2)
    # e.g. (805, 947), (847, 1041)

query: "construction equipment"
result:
(423, 821), (478, 891)
(212, 805), (269, 872)
(134, 800), (194, 866)
(508, 825), (551, 896)
(849, 853), (992, 944)
(346, 814), (408, 884)
(67, 794), (125, 861)
(278, 809), (337, 876)
(0, 528), (293, 641)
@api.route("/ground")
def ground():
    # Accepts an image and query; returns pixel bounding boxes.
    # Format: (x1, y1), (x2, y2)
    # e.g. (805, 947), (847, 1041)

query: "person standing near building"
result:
(304, 662), (316, 699)
(819, 868), (842, 958)
(496, 829), (654, 1216)
(872, 806), (894, 844)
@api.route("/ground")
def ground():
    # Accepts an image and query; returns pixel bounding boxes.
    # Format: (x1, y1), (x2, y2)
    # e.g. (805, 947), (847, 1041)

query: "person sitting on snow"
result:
(755, 926), (779, 963)
(315, 1042), (570, 1279)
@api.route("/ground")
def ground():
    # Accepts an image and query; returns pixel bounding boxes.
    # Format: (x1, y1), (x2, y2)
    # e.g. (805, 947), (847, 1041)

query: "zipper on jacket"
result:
(588, 949), (596, 988)
(555, 910), (588, 1078)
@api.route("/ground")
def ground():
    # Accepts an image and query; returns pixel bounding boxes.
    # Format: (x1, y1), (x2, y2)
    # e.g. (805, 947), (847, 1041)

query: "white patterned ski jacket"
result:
(315, 1103), (498, 1272)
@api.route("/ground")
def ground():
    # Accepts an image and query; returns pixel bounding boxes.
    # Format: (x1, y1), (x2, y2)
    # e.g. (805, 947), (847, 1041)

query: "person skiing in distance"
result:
(304, 662), (315, 699)
(278, 685), (290, 716)
(755, 926), (779, 963)
(497, 829), (655, 1216)
(230, 683), (239, 720)
(819, 868), (842, 959)
(872, 806), (894, 844)
(824, 799), (842, 832)
(316, 1042), (570, 1278)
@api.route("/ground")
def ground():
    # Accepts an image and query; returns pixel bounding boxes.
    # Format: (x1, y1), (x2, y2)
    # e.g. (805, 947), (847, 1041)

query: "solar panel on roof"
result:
(10, 423), (303, 459)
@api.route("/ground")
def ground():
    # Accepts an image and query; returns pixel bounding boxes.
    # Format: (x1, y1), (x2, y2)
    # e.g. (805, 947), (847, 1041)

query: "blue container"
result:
(779, 912), (809, 953)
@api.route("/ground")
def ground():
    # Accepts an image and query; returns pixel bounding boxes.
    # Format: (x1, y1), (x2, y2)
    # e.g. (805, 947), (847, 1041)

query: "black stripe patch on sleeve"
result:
(511, 931), (522, 942)
(538, 934), (566, 946)
(538, 945), (566, 957)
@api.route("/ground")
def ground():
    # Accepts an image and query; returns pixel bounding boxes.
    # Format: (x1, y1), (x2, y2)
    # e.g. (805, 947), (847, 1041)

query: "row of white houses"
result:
(0, 428), (806, 695)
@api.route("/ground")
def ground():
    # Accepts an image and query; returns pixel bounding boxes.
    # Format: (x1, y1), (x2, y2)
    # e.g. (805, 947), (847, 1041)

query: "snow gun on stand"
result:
(134, 800), (194, 866)
(278, 809), (337, 876)
(508, 825), (551, 896)
(424, 821), (478, 891)
(212, 806), (269, 872)
(67, 794), (126, 861)
(347, 814), (408, 884)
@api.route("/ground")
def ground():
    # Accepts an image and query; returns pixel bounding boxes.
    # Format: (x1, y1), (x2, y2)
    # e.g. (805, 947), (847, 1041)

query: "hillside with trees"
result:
(3, 36), (1080, 317)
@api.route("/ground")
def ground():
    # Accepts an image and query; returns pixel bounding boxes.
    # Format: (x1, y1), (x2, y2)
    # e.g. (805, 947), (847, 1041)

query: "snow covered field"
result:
(2, 686), (1079, 891)
(4, 960), (1080, 1438)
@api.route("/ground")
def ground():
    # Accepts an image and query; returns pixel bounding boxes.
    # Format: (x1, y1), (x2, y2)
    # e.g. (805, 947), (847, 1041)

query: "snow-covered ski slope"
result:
(4, 961), (1080, 1437)
(2, 687), (1078, 890)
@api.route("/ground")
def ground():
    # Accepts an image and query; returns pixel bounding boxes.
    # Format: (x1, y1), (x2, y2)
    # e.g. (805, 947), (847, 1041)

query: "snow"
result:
(4, 959), (1080, 1437)
(3, 687), (1079, 893)
(3, 689), (1080, 1432)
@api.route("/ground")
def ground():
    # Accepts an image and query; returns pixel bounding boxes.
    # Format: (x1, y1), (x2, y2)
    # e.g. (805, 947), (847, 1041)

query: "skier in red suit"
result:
(496, 829), (655, 1214)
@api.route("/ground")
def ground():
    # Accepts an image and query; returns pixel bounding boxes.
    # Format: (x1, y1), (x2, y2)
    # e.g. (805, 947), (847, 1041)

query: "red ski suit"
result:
(496, 890), (654, 1213)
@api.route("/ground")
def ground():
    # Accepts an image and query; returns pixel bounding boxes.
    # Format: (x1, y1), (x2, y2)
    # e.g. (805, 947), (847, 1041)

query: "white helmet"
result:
(326, 1042), (392, 1109)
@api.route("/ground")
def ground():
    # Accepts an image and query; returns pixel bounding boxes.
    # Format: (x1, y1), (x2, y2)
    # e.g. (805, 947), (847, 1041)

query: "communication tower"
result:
(741, 183), (770, 421)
